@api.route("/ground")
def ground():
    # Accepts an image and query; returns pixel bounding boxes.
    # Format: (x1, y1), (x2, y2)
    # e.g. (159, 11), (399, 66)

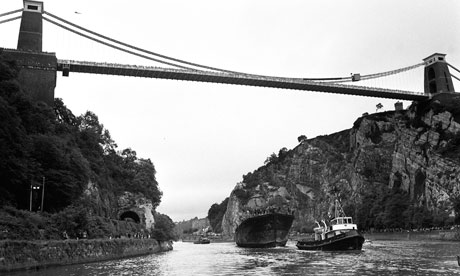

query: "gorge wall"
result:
(222, 93), (460, 237)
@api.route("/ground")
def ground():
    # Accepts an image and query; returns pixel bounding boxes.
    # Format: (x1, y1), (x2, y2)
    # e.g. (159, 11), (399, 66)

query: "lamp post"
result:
(29, 177), (45, 212)
(29, 181), (32, 212)
(40, 177), (45, 212)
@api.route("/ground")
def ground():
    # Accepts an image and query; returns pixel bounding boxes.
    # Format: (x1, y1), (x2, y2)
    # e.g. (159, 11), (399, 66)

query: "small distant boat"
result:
(235, 212), (294, 248)
(193, 236), (211, 244)
(296, 200), (364, 251)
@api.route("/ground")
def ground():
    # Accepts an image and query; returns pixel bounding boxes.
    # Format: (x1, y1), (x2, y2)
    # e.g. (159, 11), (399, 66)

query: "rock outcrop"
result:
(117, 192), (155, 231)
(222, 93), (460, 236)
(82, 180), (156, 231)
(175, 217), (210, 236)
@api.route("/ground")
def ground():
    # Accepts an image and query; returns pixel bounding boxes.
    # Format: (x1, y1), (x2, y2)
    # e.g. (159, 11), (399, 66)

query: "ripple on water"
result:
(6, 240), (460, 276)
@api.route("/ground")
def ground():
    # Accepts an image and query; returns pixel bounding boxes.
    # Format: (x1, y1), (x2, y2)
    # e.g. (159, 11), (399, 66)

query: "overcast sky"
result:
(1, 0), (460, 221)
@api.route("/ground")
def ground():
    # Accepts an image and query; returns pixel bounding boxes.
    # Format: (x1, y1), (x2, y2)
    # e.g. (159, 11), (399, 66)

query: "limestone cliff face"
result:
(221, 129), (353, 237)
(117, 191), (155, 230)
(83, 183), (156, 231)
(222, 93), (460, 236)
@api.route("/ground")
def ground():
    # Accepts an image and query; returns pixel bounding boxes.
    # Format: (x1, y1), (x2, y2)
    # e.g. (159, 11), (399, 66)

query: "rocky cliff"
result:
(83, 181), (156, 232)
(175, 217), (210, 236)
(222, 93), (460, 237)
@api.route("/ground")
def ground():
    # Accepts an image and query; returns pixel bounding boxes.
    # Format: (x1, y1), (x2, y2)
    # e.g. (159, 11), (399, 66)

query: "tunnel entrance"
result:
(120, 210), (140, 223)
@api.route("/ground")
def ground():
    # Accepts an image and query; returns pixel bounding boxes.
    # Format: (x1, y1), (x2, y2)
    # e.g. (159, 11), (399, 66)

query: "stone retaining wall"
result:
(364, 230), (460, 241)
(0, 238), (172, 272)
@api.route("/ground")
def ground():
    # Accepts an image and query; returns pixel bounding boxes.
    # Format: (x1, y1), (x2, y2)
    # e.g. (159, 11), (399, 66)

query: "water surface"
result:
(7, 240), (460, 275)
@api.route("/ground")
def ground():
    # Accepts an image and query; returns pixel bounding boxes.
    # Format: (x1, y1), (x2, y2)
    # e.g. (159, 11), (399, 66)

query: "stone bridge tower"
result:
(1, 0), (56, 105)
(423, 53), (455, 95)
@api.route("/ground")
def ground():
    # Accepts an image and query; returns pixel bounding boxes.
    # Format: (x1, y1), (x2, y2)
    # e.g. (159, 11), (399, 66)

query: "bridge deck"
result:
(57, 59), (428, 101)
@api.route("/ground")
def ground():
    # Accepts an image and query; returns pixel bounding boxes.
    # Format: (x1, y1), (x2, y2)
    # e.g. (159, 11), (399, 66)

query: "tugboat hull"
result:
(235, 213), (294, 248)
(296, 229), (364, 251)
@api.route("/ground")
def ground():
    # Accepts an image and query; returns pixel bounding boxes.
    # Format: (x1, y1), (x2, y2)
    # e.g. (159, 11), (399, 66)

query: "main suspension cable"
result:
(41, 10), (429, 86)
(44, 11), (251, 75)
(0, 8), (23, 18)
(43, 16), (199, 71)
(361, 62), (425, 80)
(451, 74), (460, 82)
(448, 63), (460, 74)
(325, 62), (425, 83)
(302, 76), (351, 81)
(0, 15), (21, 25)
(447, 63), (460, 82)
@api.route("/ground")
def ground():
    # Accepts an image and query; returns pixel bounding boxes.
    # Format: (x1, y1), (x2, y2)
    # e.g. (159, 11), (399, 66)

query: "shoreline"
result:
(363, 230), (460, 241)
(290, 229), (460, 242)
(0, 238), (173, 272)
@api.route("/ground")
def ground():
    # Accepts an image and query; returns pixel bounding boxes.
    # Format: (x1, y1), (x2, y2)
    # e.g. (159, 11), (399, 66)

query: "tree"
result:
(0, 96), (29, 208)
(451, 196), (460, 225)
(278, 147), (289, 161)
(298, 135), (307, 143)
(78, 111), (103, 135)
(131, 158), (162, 208)
(54, 98), (78, 127)
(207, 198), (229, 233)
(152, 212), (178, 241)
(264, 153), (278, 165)
(382, 191), (409, 229)
(0, 54), (170, 235)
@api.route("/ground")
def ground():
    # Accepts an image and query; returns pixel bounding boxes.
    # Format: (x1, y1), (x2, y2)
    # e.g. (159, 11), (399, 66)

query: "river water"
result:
(7, 240), (460, 275)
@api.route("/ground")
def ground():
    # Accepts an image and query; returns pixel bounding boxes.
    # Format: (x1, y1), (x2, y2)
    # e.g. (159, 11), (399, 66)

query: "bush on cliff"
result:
(0, 205), (149, 240)
(0, 207), (60, 240)
(152, 212), (178, 241)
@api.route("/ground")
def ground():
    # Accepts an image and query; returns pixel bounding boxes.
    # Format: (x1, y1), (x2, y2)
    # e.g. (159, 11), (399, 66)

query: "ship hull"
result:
(296, 229), (364, 251)
(235, 213), (294, 248)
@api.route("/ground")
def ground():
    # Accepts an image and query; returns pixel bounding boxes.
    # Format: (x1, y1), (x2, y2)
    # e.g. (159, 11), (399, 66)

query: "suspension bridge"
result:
(1, 1), (459, 105)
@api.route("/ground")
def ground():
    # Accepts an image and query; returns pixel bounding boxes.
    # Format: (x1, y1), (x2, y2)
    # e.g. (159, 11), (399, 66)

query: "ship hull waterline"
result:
(235, 213), (294, 248)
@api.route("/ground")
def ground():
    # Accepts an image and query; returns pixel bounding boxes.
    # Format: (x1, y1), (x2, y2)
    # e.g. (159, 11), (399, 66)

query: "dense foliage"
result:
(0, 55), (162, 213)
(151, 212), (178, 241)
(0, 205), (144, 240)
(0, 55), (174, 240)
(207, 197), (228, 233)
(353, 185), (453, 231)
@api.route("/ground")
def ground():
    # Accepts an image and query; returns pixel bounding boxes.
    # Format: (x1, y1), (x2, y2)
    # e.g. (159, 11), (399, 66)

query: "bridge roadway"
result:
(57, 59), (428, 101)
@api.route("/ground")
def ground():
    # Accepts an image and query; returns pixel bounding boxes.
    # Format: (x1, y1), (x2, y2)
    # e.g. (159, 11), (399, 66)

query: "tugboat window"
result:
(27, 5), (39, 10)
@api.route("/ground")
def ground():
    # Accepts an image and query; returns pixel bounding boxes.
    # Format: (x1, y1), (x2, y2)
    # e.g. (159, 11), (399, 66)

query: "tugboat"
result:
(193, 236), (211, 244)
(235, 210), (294, 248)
(296, 200), (364, 251)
